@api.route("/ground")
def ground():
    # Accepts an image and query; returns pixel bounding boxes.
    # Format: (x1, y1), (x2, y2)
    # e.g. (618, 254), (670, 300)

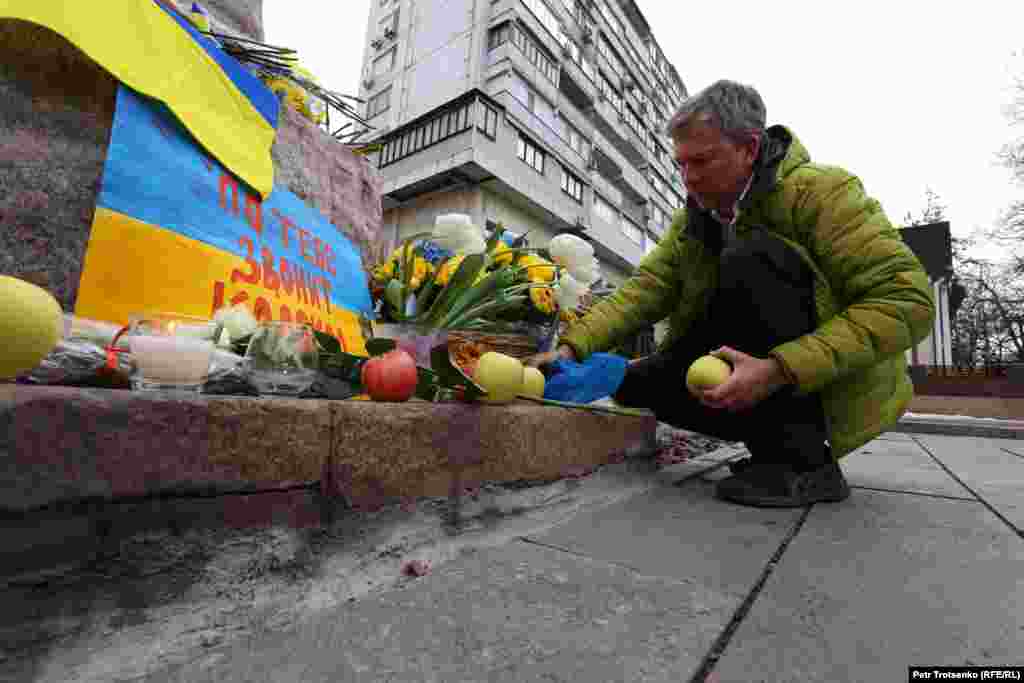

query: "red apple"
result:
(361, 349), (418, 402)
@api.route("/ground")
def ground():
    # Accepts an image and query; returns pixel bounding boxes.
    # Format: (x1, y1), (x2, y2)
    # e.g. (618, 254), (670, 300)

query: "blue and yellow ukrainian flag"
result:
(1, 0), (279, 198)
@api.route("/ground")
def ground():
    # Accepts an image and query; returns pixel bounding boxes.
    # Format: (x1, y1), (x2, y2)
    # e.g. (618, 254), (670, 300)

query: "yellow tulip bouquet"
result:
(368, 214), (599, 333)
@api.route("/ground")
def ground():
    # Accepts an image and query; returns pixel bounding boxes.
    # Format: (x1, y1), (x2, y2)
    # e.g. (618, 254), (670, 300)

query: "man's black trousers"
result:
(614, 231), (832, 469)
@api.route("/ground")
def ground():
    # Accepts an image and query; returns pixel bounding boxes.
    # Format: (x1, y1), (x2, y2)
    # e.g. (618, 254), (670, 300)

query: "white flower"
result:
(548, 234), (595, 283)
(432, 214), (487, 254)
(214, 304), (258, 346)
(554, 272), (587, 311)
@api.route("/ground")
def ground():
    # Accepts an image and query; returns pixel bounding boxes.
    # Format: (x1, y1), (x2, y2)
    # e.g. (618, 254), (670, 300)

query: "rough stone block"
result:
(1, 386), (330, 512)
(329, 401), (657, 506)
(270, 106), (387, 269)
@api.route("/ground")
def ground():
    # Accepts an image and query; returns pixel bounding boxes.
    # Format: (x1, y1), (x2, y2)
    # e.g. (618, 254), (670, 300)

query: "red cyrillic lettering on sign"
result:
(294, 309), (307, 325)
(232, 236), (261, 285)
(319, 277), (333, 314)
(305, 270), (321, 310)
(261, 246), (281, 295)
(254, 296), (272, 322)
(321, 241), (337, 276)
(293, 264), (309, 305)
(219, 173), (240, 217)
(279, 304), (292, 322)
(211, 280), (226, 315)
(274, 209), (295, 249)
(298, 227), (315, 265)
(244, 194), (263, 237)
(229, 291), (249, 307)
(279, 257), (295, 296)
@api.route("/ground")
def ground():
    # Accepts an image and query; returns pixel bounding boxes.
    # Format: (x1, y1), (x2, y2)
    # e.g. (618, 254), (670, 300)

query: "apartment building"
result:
(359, 0), (688, 286)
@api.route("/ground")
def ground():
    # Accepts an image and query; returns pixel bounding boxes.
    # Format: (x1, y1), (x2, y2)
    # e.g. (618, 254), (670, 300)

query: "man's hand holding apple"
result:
(694, 346), (792, 413)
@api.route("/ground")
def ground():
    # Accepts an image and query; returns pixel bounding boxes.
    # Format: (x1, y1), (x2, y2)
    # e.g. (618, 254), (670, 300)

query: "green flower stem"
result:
(445, 295), (528, 329)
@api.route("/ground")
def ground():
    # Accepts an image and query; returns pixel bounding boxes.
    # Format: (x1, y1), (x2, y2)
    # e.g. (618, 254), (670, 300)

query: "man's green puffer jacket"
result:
(561, 125), (936, 458)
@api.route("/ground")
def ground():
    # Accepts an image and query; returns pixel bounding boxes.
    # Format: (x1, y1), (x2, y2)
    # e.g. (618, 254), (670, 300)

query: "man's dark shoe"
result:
(715, 462), (850, 508)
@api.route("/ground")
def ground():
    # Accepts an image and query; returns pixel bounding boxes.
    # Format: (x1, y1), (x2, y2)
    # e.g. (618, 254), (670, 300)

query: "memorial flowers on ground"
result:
(367, 214), (596, 332)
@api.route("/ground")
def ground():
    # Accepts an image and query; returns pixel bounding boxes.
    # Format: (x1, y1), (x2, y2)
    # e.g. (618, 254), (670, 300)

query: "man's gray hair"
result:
(664, 79), (766, 142)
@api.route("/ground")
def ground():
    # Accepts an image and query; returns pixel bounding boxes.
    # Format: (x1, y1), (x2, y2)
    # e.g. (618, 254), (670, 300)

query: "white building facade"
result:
(359, 0), (688, 287)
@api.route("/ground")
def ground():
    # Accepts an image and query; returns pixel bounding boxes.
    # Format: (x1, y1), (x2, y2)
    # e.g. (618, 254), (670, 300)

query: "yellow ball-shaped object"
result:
(473, 351), (524, 403)
(0, 276), (63, 378)
(521, 367), (545, 398)
(685, 354), (732, 396)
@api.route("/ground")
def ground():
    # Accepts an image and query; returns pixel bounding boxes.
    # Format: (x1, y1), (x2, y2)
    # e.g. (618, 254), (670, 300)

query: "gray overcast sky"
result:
(265, 0), (1022, 262)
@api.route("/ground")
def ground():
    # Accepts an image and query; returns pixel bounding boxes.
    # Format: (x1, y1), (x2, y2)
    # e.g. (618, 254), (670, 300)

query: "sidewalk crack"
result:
(912, 437), (1023, 540)
(688, 505), (812, 683)
(1000, 447), (1024, 460)
(849, 485), (977, 502)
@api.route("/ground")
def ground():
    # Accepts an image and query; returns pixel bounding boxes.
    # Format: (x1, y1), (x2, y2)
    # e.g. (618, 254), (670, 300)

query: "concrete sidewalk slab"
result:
(529, 479), (801, 598)
(840, 438), (971, 498)
(713, 489), (1024, 683)
(146, 541), (735, 683)
(914, 434), (1024, 531)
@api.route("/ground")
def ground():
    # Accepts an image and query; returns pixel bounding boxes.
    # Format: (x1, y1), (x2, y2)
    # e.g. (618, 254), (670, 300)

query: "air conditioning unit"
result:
(362, 77), (375, 90)
(370, 37), (384, 50)
(383, 27), (397, 40)
(574, 216), (588, 231)
(580, 25), (593, 43)
(561, 43), (572, 58)
(639, 101), (648, 115)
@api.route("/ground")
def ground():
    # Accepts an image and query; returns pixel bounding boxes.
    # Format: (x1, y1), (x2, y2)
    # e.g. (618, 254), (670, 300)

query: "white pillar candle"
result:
(129, 335), (214, 384)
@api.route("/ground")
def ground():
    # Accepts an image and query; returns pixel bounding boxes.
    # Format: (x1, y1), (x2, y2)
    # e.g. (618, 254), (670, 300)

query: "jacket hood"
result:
(741, 124), (809, 209)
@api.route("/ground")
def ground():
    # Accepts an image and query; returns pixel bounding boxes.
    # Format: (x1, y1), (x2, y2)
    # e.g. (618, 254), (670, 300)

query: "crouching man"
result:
(531, 79), (935, 508)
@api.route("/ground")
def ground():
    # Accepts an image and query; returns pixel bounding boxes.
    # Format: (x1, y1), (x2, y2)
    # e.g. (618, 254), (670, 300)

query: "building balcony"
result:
(588, 165), (623, 207)
(558, 59), (597, 113)
(491, 91), (589, 177)
(590, 128), (646, 202)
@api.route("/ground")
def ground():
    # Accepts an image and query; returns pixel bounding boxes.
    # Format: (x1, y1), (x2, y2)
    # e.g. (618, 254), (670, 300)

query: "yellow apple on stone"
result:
(521, 366), (545, 398)
(473, 351), (524, 403)
(0, 275), (63, 379)
(685, 354), (732, 397)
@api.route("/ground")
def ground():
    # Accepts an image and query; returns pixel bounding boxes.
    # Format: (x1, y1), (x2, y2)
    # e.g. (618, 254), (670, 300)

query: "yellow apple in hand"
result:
(685, 354), (732, 397)
(521, 366), (545, 398)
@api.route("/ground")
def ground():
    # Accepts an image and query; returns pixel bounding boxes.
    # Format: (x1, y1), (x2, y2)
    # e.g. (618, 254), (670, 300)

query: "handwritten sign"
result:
(77, 85), (372, 353)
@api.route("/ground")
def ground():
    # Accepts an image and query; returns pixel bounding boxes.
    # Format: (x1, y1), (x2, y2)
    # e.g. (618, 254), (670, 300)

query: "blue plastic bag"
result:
(542, 352), (628, 404)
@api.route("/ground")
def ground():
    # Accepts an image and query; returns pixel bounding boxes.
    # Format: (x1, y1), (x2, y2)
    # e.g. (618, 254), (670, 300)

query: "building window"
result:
(517, 132), (545, 174)
(367, 86), (392, 118)
(478, 101), (499, 138)
(598, 35), (625, 79)
(621, 216), (643, 245)
(597, 1), (624, 39)
(490, 22), (558, 84)
(488, 22), (513, 50)
(649, 204), (668, 237)
(623, 103), (644, 140)
(593, 194), (616, 224)
(521, 0), (564, 46)
(599, 73), (621, 113)
(526, 90), (536, 113)
(564, 120), (589, 160)
(373, 47), (396, 77)
(379, 96), (481, 168)
(561, 165), (583, 203)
